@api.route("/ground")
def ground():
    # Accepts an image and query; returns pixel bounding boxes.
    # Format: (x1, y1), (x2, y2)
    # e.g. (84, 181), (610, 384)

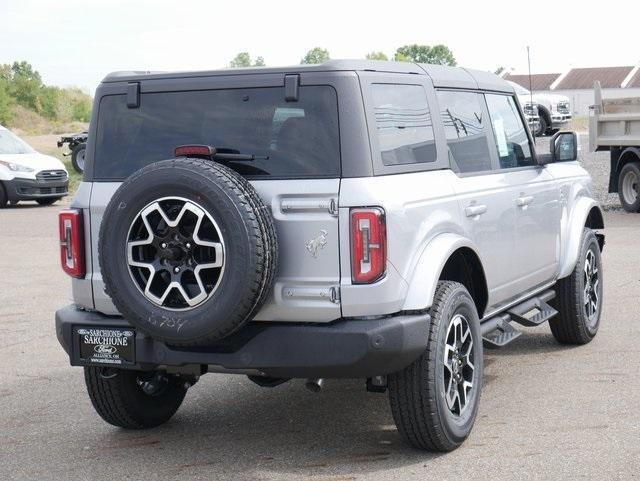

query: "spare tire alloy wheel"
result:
(127, 197), (225, 310)
(99, 158), (278, 346)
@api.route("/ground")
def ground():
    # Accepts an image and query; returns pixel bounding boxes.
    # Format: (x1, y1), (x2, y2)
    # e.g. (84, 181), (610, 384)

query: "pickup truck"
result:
(589, 80), (640, 211)
(508, 81), (572, 136)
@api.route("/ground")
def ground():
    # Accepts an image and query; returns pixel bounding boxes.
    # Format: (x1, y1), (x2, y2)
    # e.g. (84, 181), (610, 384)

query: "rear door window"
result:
(371, 84), (437, 166)
(94, 86), (340, 179)
(435, 90), (493, 174)
(485, 94), (535, 169)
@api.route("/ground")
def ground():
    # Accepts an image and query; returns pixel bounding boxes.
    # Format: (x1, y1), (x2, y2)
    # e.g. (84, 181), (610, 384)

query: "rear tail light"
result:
(59, 210), (85, 278)
(350, 208), (386, 284)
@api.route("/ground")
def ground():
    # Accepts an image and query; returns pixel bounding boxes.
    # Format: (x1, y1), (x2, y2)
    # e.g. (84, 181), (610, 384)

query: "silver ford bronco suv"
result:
(55, 60), (604, 452)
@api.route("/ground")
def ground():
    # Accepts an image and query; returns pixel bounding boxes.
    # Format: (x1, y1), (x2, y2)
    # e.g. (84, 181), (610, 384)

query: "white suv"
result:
(0, 125), (69, 207)
(55, 60), (604, 453)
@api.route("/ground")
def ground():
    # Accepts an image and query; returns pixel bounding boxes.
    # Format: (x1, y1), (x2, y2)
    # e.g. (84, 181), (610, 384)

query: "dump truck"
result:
(590, 81), (640, 212)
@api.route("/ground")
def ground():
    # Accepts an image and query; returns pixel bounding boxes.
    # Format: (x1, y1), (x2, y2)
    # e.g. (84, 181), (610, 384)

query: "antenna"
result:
(527, 46), (536, 143)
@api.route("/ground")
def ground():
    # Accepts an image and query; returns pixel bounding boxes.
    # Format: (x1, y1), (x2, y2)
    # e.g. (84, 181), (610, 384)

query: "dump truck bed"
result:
(589, 81), (640, 152)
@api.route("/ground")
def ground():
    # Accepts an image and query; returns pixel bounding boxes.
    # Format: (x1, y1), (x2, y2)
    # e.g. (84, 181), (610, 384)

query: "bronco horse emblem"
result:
(305, 230), (328, 258)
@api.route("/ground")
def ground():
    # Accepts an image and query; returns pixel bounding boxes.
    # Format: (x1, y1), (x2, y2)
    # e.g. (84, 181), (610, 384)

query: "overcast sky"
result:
(1, 0), (638, 94)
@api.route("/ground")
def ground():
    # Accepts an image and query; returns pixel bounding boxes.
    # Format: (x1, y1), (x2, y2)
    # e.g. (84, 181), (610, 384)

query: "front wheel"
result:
(388, 281), (483, 451)
(618, 162), (640, 212)
(535, 115), (547, 137)
(84, 367), (188, 429)
(550, 229), (603, 344)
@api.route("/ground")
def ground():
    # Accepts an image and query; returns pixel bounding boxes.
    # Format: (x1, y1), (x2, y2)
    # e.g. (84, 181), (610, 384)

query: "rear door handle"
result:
(516, 195), (534, 207)
(465, 204), (487, 217)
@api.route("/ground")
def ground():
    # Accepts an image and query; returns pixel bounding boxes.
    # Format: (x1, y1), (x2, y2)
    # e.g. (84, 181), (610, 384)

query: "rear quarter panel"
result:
(339, 170), (464, 316)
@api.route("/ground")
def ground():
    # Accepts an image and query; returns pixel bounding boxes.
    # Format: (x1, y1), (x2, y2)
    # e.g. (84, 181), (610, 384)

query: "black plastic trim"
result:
(2, 178), (69, 201)
(55, 305), (430, 378)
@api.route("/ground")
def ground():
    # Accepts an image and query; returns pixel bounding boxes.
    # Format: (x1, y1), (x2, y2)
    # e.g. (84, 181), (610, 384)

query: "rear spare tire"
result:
(99, 158), (278, 346)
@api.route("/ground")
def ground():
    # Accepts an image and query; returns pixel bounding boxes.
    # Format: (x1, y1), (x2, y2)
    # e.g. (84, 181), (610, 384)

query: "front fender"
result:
(402, 233), (480, 311)
(558, 197), (604, 279)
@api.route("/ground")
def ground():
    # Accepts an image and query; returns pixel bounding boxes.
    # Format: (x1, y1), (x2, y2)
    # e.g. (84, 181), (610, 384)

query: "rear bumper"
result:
(2, 177), (68, 201)
(55, 305), (430, 378)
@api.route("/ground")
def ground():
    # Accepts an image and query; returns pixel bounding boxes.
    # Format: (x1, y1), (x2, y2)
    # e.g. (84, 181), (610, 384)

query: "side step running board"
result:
(481, 289), (557, 349)
(482, 314), (522, 348)
(507, 290), (557, 327)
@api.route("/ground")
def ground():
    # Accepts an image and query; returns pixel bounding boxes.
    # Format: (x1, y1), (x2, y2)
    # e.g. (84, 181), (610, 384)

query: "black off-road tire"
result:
(535, 115), (548, 137)
(99, 158), (278, 346)
(388, 281), (483, 452)
(549, 229), (603, 344)
(71, 143), (87, 174)
(36, 197), (62, 206)
(84, 367), (187, 429)
(0, 183), (7, 208)
(617, 162), (640, 213)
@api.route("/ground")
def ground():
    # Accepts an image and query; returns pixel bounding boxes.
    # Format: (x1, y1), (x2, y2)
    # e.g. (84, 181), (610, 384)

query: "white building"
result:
(504, 66), (640, 115)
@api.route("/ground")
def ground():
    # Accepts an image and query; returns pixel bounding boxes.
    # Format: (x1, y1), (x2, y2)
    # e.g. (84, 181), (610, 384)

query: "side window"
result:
(485, 94), (534, 169)
(371, 84), (437, 166)
(435, 90), (493, 174)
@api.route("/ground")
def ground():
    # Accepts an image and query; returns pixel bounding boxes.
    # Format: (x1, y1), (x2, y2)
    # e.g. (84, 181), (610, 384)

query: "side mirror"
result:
(537, 131), (578, 165)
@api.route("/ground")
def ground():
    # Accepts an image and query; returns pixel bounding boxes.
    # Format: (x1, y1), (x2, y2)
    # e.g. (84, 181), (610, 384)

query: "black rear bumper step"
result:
(481, 289), (556, 349)
(55, 305), (431, 379)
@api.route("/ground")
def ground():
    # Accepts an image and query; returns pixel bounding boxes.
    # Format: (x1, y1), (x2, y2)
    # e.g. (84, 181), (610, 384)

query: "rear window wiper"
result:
(174, 145), (269, 162)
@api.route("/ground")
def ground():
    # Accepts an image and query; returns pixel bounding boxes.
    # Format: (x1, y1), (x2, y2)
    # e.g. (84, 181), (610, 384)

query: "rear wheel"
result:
(84, 367), (188, 429)
(388, 281), (483, 451)
(618, 162), (640, 212)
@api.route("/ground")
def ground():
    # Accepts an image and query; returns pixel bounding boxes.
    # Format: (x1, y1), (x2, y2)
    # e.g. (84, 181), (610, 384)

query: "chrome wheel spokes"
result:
(583, 249), (599, 321)
(443, 314), (475, 416)
(126, 197), (225, 310)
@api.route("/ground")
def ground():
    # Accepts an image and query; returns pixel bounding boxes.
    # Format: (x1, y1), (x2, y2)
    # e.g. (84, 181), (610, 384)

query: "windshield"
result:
(507, 81), (530, 96)
(94, 85), (341, 180)
(0, 129), (35, 155)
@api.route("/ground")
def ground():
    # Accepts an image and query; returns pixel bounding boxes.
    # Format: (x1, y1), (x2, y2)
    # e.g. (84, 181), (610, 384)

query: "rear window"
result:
(93, 86), (340, 179)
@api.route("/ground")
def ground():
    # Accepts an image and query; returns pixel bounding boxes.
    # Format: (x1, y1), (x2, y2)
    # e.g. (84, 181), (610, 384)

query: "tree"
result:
(366, 51), (388, 61)
(0, 79), (13, 125)
(394, 44), (456, 66)
(229, 52), (266, 68)
(229, 52), (252, 68)
(300, 47), (330, 65)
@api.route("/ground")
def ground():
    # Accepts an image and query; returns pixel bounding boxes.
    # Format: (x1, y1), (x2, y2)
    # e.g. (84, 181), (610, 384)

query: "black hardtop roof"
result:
(102, 59), (513, 93)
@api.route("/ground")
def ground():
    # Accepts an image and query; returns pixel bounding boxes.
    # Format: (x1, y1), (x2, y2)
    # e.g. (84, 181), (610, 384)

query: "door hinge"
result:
(328, 198), (339, 217)
(330, 286), (341, 304)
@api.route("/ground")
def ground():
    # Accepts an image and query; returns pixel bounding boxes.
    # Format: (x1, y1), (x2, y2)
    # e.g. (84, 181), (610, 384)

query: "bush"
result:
(0, 61), (92, 128)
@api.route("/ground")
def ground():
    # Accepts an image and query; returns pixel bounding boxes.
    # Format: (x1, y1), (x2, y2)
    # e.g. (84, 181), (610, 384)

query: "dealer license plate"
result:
(75, 327), (135, 366)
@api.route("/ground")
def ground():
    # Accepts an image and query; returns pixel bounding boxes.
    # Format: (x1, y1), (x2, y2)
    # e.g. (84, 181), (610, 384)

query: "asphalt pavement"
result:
(1, 152), (639, 480)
